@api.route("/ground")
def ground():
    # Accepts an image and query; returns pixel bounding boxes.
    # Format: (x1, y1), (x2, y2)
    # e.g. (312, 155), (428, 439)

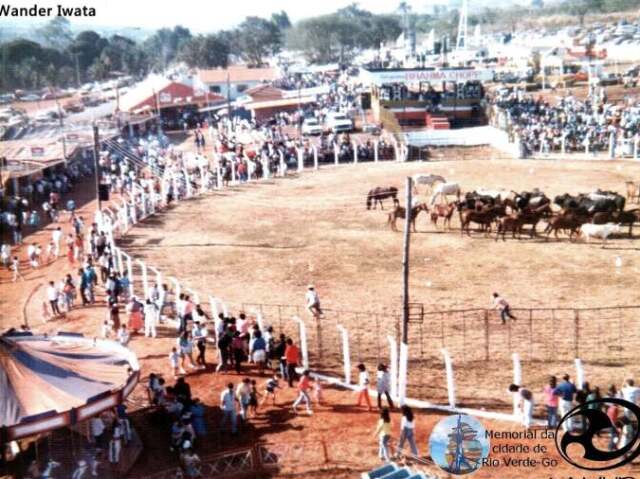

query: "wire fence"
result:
(217, 301), (640, 404)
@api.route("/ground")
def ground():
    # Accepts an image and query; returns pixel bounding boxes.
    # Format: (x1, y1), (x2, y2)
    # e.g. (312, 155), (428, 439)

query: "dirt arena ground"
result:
(3, 147), (640, 478)
(120, 153), (640, 407)
(126, 156), (640, 313)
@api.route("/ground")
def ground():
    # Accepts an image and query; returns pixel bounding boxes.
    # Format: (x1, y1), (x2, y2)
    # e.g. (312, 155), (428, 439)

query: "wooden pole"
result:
(402, 177), (413, 344)
(93, 124), (102, 212)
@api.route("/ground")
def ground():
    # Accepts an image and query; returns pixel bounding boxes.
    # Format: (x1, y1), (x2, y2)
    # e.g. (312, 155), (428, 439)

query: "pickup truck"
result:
(301, 117), (323, 135)
(325, 112), (353, 133)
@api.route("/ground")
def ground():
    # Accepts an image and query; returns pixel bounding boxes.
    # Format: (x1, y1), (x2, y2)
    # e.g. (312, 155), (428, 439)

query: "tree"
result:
(235, 17), (282, 66)
(286, 16), (339, 64)
(143, 26), (192, 71)
(70, 31), (108, 76)
(179, 34), (229, 68)
(37, 17), (73, 50)
(565, 0), (603, 26)
(271, 11), (291, 30)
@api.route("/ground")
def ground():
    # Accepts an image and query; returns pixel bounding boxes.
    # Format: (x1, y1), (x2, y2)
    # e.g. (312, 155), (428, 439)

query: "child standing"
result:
(356, 364), (372, 411)
(101, 320), (111, 339)
(262, 375), (280, 406)
(374, 408), (392, 462)
(249, 380), (260, 417)
(170, 347), (182, 377)
(11, 256), (24, 282)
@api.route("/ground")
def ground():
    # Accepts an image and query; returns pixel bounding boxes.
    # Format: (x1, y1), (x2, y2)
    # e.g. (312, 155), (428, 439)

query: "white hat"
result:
(307, 285), (314, 290)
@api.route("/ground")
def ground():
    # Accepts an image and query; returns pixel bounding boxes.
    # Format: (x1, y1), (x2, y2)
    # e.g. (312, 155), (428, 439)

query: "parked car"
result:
(598, 73), (621, 86)
(325, 111), (353, 133)
(63, 101), (84, 113)
(20, 94), (41, 102)
(361, 123), (381, 135)
(301, 117), (323, 135)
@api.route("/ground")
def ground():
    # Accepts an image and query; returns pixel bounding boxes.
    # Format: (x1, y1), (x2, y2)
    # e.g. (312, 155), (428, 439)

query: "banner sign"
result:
(365, 68), (494, 85)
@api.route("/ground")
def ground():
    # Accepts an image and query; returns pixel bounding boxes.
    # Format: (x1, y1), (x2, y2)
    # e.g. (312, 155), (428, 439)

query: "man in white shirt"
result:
(143, 299), (157, 338)
(220, 383), (238, 434)
(51, 227), (63, 258)
(622, 379), (640, 419)
(305, 285), (323, 319)
(47, 281), (61, 316)
(492, 292), (517, 324)
(175, 294), (186, 332)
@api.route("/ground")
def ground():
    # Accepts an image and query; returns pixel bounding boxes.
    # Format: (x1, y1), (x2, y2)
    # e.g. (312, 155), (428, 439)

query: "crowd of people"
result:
(490, 86), (640, 157)
(1, 160), (92, 248)
(511, 374), (640, 452)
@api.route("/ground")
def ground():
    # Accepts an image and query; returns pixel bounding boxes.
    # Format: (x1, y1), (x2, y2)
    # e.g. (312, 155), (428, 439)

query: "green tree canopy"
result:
(179, 34), (230, 68)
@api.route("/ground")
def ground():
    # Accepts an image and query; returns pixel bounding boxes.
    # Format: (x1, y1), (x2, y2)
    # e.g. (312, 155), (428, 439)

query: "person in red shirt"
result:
(292, 370), (313, 415)
(284, 338), (300, 387)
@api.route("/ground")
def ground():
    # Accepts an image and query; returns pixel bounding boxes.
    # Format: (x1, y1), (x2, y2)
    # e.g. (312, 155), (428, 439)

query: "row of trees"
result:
(1, 0), (638, 91)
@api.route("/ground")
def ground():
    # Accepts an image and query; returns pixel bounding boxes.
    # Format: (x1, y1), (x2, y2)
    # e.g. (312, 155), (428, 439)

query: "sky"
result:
(5, 0), (455, 32)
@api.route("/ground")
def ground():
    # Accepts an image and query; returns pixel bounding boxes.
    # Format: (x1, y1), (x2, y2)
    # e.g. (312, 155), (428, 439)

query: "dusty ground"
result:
(109, 152), (640, 421)
(2, 145), (640, 478)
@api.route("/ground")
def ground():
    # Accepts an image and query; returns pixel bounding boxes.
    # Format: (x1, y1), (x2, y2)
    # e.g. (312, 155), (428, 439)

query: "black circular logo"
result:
(554, 398), (640, 471)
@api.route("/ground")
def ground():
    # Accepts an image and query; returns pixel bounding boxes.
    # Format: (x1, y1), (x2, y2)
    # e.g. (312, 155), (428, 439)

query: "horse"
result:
(367, 186), (398, 210)
(430, 202), (456, 230)
(388, 203), (429, 232)
(459, 207), (500, 237)
(544, 211), (590, 241)
(430, 182), (461, 205)
(412, 174), (446, 194)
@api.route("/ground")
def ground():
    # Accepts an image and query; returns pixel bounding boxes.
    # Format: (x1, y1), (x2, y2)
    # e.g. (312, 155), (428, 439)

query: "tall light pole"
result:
(402, 176), (413, 344)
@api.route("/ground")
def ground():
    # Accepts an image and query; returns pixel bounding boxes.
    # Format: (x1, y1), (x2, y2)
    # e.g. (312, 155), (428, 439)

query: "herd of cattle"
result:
(368, 182), (640, 245)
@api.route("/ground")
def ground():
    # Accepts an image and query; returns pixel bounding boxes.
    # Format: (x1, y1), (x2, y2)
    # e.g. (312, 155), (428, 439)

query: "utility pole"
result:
(93, 124), (102, 211)
(54, 92), (67, 165)
(402, 176), (413, 344)
(74, 52), (80, 88)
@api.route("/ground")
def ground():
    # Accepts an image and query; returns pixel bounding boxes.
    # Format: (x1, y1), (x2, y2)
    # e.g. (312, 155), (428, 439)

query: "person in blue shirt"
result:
(249, 330), (267, 375)
(554, 374), (577, 432)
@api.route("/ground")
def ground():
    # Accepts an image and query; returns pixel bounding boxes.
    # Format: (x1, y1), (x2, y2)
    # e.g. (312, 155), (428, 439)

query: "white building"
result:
(195, 66), (280, 101)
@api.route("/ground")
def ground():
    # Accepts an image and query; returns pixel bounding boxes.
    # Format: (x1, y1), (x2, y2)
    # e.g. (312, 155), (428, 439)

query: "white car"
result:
(301, 117), (323, 135)
(325, 112), (353, 133)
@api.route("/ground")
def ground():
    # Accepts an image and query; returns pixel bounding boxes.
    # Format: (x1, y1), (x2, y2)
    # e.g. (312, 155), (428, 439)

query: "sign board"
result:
(159, 92), (172, 104)
(365, 68), (494, 85)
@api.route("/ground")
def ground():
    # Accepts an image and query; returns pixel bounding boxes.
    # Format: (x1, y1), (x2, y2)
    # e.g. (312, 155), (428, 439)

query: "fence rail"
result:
(238, 301), (640, 365)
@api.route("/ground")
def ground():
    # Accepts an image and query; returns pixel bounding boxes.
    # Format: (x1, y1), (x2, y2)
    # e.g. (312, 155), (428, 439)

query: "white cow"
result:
(580, 223), (621, 248)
